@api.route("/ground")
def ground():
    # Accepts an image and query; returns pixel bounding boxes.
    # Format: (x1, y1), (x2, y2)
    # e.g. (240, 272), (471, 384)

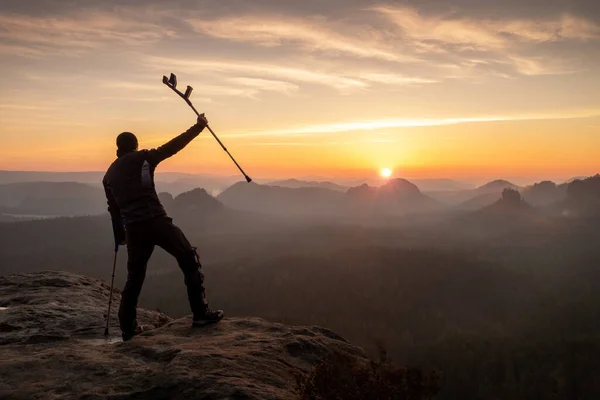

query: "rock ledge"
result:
(0, 271), (365, 399)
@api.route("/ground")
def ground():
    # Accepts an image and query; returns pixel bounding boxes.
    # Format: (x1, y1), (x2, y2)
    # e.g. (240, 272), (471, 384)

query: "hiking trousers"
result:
(118, 216), (208, 334)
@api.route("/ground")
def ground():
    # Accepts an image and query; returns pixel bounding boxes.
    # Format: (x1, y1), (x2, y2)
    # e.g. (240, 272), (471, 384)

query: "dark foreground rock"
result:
(0, 271), (169, 345)
(0, 271), (366, 399)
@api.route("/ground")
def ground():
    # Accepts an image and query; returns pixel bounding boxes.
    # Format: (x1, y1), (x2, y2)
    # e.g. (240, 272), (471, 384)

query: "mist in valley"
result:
(1, 171), (600, 399)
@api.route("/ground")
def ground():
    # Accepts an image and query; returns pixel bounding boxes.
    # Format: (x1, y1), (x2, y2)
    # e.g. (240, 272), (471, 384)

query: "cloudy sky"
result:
(1, 0), (599, 182)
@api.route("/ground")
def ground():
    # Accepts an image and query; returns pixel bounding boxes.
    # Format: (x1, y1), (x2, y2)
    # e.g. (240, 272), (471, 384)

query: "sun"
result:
(380, 168), (392, 178)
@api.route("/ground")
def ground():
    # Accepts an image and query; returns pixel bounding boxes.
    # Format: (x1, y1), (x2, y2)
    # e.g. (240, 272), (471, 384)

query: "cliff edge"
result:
(0, 271), (366, 399)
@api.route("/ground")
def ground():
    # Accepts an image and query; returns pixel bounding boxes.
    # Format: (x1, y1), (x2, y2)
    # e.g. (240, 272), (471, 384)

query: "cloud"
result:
(0, 10), (175, 56)
(374, 6), (600, 49)
(188, 7), (599, 81)
(507, 56), (579, 76)
(0, 98), (92, 112)
(99, 96), (194, 103)
(223, 109), (600, 137)
(145, 56), (369, 91)
(101, 82), (161, 91)
(489, 14), (600, 42)
(101, 77), (288, 99)
(189, 16), (416, 62)
(195, 85), (264, 98)
(143, 56), (440, 96)
(373, 6), (600, 76)
(0, 43), (46, 58)
(2, 1), (596, 106)
(242, 138), (398, 146)
(240, 141), (316, 146)
(0, 103), (50, 111)
(374, 7), (506, 50)
(228, 77), (299, 95)
(361, 73), (438, 85)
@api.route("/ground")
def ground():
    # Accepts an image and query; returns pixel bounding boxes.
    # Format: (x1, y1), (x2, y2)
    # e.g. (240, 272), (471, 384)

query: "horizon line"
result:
(0, 168), (595, 186)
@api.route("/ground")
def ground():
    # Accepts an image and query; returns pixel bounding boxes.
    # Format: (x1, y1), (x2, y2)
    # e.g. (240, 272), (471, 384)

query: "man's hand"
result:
(197, 113), (208, 129)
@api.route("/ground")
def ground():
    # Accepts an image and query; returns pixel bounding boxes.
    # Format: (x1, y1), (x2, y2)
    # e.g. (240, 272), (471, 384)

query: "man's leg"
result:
(154, 217), (222, 323)
(118, 227), (154, 339)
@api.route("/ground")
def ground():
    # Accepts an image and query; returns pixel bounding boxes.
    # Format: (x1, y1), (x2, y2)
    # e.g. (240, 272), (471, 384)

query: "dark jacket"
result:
(103, 123), (204, 225)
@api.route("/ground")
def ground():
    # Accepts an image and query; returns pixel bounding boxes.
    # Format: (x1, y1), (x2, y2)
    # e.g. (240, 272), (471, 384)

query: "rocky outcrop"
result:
(0, 271), (169, 345)
(561, 174), (600, 216)
(172, 188), (224, 214)
(0, 271), (366, 399)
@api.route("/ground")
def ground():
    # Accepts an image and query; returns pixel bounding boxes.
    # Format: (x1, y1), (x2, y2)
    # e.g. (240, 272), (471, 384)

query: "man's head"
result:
(116, 132), (138, 156)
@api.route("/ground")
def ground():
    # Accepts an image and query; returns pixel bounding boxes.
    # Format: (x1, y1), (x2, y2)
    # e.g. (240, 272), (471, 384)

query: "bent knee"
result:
(177, 251), (201, 273)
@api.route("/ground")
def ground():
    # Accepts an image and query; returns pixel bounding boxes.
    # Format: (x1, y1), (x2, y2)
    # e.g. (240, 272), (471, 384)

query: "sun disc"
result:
(381, 168), (392, 178)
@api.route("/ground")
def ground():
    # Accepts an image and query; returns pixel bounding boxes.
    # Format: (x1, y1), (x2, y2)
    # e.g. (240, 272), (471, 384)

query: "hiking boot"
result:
(122, 324), (146, 342)
(193, 308), (224, 327)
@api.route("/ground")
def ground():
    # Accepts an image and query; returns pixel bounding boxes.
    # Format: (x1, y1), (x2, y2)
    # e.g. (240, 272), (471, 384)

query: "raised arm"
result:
(147, 115), (208, 165)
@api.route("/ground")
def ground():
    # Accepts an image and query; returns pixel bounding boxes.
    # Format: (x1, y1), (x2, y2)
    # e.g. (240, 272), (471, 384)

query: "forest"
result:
(1, 175), (599, 399)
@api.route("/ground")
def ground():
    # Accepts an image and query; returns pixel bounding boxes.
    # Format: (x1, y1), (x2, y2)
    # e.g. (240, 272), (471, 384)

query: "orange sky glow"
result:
(1, 0), (599, 183)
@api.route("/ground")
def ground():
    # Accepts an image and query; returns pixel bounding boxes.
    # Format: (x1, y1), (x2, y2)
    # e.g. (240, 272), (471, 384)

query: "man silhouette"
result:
(103, 114), (223, 341)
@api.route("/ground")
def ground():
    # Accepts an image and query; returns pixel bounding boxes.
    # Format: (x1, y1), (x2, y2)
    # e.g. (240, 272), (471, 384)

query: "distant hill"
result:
(267, 179), (348, 192)
(474, 179), (520, 195)
(160, 187), (276, 235)
(342, 178), (473, 192)
(460, 189), (545, 235)
(0, 213), (18, 223)
(157, 192), (174, 211)
(0, 181), (226, 219)
(218, 182), (344, 216)
(0, 171), (105, 185)
(480, 188), (533, 214)
(0, 170), (239, 196)
(555, 175), (600, 216)
(436, 180), (521, 209)
(154, 174), (241, 196)
(274, 177), (473, 192)
(455, 192), (504, 211)
(217, 179), (441, 217)
(171, 188), (224, 214)
(563, 176), (591, 184)
(409, 178), (474, 192)
(346, 178), (441, 215)
(0, 182), (105, 216)
(522, 181), (568, 206)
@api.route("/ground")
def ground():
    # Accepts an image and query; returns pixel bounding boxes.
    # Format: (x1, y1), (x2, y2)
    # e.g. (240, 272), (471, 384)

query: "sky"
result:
(1, 0), (599, 183)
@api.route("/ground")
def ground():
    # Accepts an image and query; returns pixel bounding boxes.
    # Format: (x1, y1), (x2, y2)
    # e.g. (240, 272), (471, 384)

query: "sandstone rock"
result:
(0, 271), (366, 399)
(0, 271), (169, 345)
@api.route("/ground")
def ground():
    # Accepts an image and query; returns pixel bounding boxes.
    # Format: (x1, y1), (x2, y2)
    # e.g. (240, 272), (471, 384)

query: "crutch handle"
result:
(162, 73), (252, 183)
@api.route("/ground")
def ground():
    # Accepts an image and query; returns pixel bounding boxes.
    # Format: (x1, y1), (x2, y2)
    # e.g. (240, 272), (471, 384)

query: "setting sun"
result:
(380, 168), (392, 178)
